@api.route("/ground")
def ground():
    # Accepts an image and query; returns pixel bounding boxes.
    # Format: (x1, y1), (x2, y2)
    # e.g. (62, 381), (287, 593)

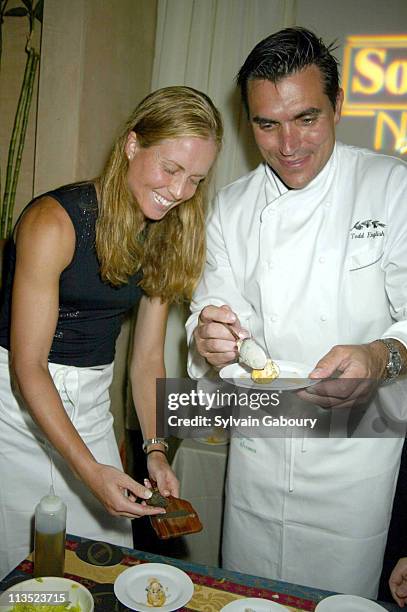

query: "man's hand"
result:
(389, 557), (407, 608)
(193, 304), (249, 368)
(297, 341), (387, 408)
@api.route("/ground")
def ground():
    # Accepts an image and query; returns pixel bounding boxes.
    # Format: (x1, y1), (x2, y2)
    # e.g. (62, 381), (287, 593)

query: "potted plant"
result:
(0, 0), (42, 280)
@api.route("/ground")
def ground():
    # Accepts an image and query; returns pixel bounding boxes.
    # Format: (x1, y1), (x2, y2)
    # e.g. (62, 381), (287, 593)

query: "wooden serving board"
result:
(149, 496), (203, 539)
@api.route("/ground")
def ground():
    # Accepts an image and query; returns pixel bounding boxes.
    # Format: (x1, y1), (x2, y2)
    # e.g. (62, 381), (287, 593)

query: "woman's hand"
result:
(82, 462), (167, 519)
(147, 451), (180, 497)
(389, 557), (407, 608)
(129, 296), (179, 500)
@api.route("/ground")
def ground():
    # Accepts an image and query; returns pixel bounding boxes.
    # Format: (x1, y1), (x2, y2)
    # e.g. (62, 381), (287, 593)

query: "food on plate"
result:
(251, 358), (280, 383)
(205, 434), (224, 444)
(204, 427), (228, 444)
(146, 577), (166, 607)
(9, 604), (81, 611)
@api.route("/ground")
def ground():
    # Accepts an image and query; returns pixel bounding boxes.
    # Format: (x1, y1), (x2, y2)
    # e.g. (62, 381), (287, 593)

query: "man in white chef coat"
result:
(186, 27), (407, 598)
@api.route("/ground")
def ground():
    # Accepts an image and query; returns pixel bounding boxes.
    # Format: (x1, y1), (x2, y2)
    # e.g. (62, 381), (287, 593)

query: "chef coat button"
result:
(320, 314), (327, 322)
(325, 201), (331, 208)
(268, 260), (274, 270)
(319, 256), (326, 264)
(271, 314), (279, 322)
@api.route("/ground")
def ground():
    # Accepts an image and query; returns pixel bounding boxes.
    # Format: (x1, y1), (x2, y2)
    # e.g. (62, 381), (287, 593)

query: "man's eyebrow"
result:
(252, 116), (276, 125)
(252, 108), (321, 124)
(294, 107), (321, 119)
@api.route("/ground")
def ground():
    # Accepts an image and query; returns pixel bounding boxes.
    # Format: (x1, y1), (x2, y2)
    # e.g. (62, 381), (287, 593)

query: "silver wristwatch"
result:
(378, 338), (402, 381)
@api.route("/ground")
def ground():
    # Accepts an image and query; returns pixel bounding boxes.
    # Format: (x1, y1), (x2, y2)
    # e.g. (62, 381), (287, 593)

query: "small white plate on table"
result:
(315, 594), (387, 611)
(114, 562), (194, 611)
(221, 597), (287, 610)
(195, 427), (229, 445)
(1, 576), (94, 611)
(220, 361), (318, 391)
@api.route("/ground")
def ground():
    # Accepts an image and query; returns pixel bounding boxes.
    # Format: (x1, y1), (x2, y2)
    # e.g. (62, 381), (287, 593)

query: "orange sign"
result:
(342, 35), (407, 154)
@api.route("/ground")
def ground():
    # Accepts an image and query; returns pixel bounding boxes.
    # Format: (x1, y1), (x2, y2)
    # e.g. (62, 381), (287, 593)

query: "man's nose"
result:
(279, 125), (299, 156)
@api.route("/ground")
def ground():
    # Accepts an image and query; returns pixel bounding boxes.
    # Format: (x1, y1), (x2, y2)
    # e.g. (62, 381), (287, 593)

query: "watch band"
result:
(377, 338), (403, 381)
(142, 437), (169, 453)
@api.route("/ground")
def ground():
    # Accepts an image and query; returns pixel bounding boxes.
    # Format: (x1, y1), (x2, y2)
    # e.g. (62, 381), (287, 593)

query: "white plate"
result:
(221, 597), (287, 611)
(114, 562), (194, 612)
(195, 427), (229, 445)
(220, 361), (318, 391)
(315, 594), (387, 611)
(195, 436), (229, 445)
(1, 576), (94, 611)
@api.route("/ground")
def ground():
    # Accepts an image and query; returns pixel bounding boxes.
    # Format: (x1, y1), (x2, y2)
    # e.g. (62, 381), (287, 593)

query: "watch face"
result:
(388, 349), (402, 377)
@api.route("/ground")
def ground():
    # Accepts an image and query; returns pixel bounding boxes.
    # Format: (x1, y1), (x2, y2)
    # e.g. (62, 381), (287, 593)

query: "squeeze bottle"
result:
(34, 487), (66, 577)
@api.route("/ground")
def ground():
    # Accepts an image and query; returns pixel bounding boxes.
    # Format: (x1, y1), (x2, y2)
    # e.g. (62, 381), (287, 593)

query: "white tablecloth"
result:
(171, 438), (228, 566)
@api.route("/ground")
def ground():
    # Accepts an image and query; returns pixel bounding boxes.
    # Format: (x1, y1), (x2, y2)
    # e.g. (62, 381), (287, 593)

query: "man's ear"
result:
(125, 131), (139, 160)
(334, 89), (344, 124)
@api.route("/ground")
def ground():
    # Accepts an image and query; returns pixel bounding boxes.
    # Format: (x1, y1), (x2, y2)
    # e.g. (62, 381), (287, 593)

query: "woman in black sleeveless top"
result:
(0, 86), (223, 578)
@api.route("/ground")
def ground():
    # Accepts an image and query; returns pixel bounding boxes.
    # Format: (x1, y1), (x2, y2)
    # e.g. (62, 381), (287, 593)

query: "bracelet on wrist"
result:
(146, 449), (167, 458)
(142, 437), (169, 454)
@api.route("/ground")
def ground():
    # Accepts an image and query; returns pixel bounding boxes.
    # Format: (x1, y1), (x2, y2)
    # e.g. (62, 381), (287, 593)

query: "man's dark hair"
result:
(237, 27), (340, 115)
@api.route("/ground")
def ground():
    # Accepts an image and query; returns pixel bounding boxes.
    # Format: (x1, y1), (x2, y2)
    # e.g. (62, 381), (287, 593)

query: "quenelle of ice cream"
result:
(238, 338), (267, 370)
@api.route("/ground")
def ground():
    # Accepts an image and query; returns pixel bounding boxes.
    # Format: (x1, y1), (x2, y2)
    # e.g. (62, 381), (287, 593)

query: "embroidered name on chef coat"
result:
(350, 219), (386, 239)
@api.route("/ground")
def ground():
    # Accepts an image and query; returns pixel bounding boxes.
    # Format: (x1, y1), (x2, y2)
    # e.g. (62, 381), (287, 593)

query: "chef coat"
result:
(186, 142), (407, 598)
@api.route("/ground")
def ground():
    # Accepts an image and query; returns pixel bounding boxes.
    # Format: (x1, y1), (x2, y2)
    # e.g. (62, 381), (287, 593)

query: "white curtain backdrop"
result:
(151, 0), (298, 376)
(152, 0), (297, 190)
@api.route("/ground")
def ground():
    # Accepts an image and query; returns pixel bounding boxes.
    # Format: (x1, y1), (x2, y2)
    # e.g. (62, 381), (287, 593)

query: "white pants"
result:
(0, 347), (133, 579)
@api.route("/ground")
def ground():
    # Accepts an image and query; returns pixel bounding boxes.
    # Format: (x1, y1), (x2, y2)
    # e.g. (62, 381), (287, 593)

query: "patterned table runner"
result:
(2, 537), (323, 611)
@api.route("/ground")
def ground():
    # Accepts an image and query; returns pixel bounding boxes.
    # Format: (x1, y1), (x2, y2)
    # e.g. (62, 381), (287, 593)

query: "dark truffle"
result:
(146, 491), (169, 508)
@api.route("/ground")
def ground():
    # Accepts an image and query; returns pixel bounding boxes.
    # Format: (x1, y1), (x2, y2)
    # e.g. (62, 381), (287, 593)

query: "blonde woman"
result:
(0, 86), (223, 578)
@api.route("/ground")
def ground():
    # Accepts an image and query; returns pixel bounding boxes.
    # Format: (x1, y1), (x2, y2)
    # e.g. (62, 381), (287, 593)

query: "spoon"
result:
(229, 327), (267, 370)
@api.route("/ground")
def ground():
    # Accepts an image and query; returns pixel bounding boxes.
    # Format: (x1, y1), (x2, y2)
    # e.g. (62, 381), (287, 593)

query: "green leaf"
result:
(0, 0), (10, 16)
(33, 0), (43, 22)
(4, 7), (28, 16)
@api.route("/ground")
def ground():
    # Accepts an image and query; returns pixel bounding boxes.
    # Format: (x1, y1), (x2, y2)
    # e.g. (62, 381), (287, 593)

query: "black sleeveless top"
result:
(0, 182), (143, 367)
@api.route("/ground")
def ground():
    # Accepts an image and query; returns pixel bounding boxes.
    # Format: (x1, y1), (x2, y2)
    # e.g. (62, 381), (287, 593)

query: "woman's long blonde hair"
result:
(96, 86), (223, 303)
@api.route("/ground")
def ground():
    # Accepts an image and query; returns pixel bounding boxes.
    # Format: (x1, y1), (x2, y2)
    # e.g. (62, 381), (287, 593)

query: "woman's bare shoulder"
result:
(16, 196), (76, 267)
(18, 195), (73, 231)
